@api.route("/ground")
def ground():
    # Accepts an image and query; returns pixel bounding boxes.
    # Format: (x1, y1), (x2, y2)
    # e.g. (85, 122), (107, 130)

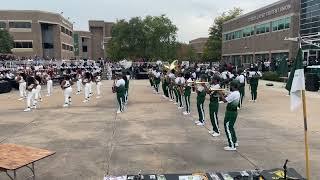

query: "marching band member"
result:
(95, 73), (102, 99)
(205, 76), (221, 137)
(76, 71), (82, 95)
(194, 76), (207, 126)
(15, 73), (27, 100)
(89, 72), (93, 97)
(114, 74), (126, 114)
(46, 74), (53, 96)
(218, 80), (240, 151)
(24, 75), (37, 112)
(249, 68), (262, 102)
(61, 75), (73, 107)
(34, 75), (42, 107)
(183, 74), (192, 115)
(235, 70), (245, 109)
(148, 69), (154, 89)
(175, 73), (185, 109)
(82, 72), (91, 103)
(153, 69), (161, 94)
(161, 70), (169, 99)
(124, 73), (130, 104)
(168, 70), (176, 102)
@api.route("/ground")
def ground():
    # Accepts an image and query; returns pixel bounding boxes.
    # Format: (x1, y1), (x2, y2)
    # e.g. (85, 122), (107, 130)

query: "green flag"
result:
(285, 48), (305, 111)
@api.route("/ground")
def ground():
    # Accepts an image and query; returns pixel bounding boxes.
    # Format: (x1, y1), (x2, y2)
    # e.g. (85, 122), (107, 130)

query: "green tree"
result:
(107, 15), (178, 60)
(203, 7), (243, 61)
(0, 29), (14, 54)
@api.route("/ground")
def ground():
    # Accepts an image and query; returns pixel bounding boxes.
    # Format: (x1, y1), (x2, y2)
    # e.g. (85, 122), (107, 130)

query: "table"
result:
(0, 144), (55, 180)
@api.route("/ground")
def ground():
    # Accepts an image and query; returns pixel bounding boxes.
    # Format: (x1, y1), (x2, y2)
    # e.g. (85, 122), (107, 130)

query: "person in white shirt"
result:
(15, 73), (27, 100)
(46, 74), (53, 96)
(168, 70), (176, 102)
(194, 76), (207, 126)
(24, 75), (37, 112)
(153, 70), (161, 94)
(115, 75), (126, 113)
(82, 72), (91, 103)
(76, 72), (82, 95)
(235, 70), (246, 109)
(34, 76), (42, 107)
(175, 73), (185, 109)
(61, 75), (73, 107)
(183, 75), (193, 115)
(218, 80), (240, 151)
(95, 73), (102, 99)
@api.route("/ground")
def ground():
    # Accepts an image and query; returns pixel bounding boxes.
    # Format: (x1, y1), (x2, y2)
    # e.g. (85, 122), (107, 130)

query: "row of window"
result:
(301, 27), (320, 35)
(223, 17), (291, 41)
(301, 16), (320, 25)
(301, 3), (320, 14)
(62, 43), (73, 51)
(301, 9), (320, 20)
(0, 21), (32, 29)
(13, 41), (33, 49)
(301, 0), (320, 9)
(301, 21), (320, 30)
(61, 26), (73, 37)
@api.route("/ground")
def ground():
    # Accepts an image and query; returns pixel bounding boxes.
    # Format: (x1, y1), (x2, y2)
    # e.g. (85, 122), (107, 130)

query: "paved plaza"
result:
(0, 80), (319, 180)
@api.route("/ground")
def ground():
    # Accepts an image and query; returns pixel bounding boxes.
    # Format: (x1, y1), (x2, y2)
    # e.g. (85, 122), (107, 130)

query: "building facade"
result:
(222, 0), (300, 66)
(301, 0), (320, 62)
(73, 31), (92, 59)
(0, 10), (74, 59)
(89, 21), (114, 60)
(189, 37), (208, 57)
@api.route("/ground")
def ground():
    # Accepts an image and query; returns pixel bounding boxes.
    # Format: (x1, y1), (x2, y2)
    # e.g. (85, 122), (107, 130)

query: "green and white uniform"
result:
(184, 78), (192, 113)
(196, 84), (206, 123)
(249, 71), (262, 101)
(235, 74), (245, 108)
(224, 91), (240, 148)
(125, 75), (130, 103)
(175, 77), (185, 108)
(162, 74), (169, 98)
(168, 73), (175, 101)
(209, 84), (220, 133)
(153, 71), (161, 93)
(116, 78), (126, 112)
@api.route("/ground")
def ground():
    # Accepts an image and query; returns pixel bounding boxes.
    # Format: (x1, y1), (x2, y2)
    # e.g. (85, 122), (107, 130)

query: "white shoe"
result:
(254, 100), (257, 103)
(173, 102), (178, 105)
(194, 120), (200, 124)
(46, 94), (50, 97)
(249, 100), (253, 102)
(162, 95), (166, 98)
(31, 105), (37, 109)
(196, 122), (205, 126)
(237, 107), (240, 110)
(178, 106), (184, 109)
(219, 101), (224, 104)
(183, 111), (188, 115)
(83, 100), (88, 103)
(169, 99), (173, 102)
(18, 98), (24, 101)
(224, 146), (237, 151)
(235, 143), (239, 147)
(24, 108), (31, 112)
(208, 130), (214, 134)
(116, 110), (121, 114)
(96, 96), (101, 99)
(211, 132), (221, 137)
(63, 104), (69, 108)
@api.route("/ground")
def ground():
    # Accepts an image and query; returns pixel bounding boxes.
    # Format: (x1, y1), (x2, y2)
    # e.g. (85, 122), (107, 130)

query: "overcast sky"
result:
(1, 0), (279, 43)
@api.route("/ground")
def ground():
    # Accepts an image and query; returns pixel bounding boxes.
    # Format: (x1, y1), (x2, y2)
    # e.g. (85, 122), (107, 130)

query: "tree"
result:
(0, 29), (14, 54)
(176, 43), (196, 60)
(203, 7), (243, 61)
(107, 15), (178, 60)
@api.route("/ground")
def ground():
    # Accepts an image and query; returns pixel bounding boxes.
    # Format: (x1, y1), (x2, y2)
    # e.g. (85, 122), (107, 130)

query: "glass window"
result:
(61, 26), (65, 33)
(14, 41), (33, 48)
(9, 22), (31, 28)
(0, 22), (6, 28)
(278, 19), (285, 30)
(83, 46), (88, 52)
(272, 20), (278, 31)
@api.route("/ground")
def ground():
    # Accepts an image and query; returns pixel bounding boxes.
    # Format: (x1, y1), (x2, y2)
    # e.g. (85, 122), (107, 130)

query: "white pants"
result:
(84, 83), (90, 100)
(19, 82), (27, 98)
(77, 79), (82, 92)
(47, 80), (53, 95)
(89, 82), (92, 95)
(96, 82), (102, 96)
(26, 89), (36, 108)
(35, 85), (42, 101)
(64, 87), (72, 104)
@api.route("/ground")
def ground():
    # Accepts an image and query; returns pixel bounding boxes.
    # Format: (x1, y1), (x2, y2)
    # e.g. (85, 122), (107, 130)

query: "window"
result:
(62, 43), (74, 51)
(243, 26), (254, 37)
(61, 26), (66, 33)
(0, 22), (6, 28)
(256, 23), (270, 35)
(43, 43), (54, 49)
(14, 41), (33, 48)
(272, 17), (291, 32)
(9, 22), (31, 28)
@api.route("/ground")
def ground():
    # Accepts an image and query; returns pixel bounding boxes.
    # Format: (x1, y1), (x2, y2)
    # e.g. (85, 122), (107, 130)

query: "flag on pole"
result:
(285, 48), (305, 111)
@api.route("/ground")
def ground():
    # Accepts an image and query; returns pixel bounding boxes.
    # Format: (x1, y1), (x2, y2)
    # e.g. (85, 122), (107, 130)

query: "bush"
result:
(262, 71), (281, 82)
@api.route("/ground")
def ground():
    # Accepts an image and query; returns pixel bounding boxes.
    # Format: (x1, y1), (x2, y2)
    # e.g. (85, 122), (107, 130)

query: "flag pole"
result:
(301, 90), (310, 180)
(299, 36), (310, 179)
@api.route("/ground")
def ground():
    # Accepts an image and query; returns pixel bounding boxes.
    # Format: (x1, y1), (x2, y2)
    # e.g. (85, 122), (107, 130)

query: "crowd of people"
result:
(147, 62), (262, 151)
